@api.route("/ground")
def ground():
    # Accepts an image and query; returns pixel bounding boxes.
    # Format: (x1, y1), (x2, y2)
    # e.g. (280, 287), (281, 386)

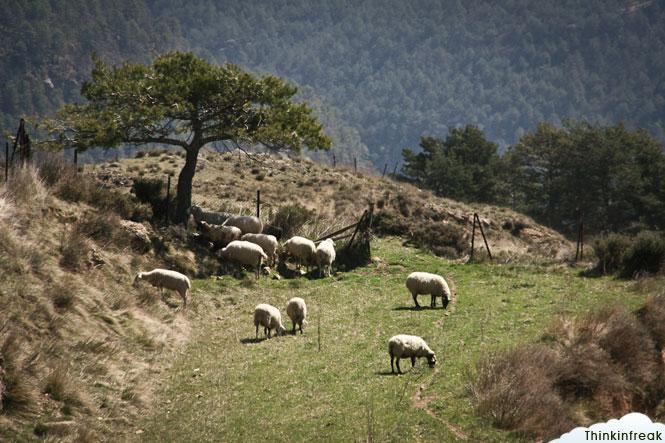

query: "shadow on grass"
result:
(376, 370), (397, 376)
(392, 306), (445, 311)
(239, 337), (268, 344)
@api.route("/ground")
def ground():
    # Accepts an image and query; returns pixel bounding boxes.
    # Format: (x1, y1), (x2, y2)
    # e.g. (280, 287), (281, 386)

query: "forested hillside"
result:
(3, 0), (665, 168)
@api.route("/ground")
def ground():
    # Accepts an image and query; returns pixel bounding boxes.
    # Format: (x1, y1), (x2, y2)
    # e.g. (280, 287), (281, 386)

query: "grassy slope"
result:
(94, 149), (572, 258)
(137, 238), (641, 442)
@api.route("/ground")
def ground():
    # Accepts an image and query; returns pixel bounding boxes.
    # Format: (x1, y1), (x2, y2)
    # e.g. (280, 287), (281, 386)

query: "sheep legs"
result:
(411, 292), (421, 309)
(431, 294), (436, 308)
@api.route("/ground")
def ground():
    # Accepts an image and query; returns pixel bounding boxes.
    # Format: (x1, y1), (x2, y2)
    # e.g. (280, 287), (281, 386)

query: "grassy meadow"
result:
(136, 237), (641, 442)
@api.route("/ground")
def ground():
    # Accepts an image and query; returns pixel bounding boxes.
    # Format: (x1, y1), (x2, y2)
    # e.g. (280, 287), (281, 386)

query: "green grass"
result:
(137, 238), (641, 442)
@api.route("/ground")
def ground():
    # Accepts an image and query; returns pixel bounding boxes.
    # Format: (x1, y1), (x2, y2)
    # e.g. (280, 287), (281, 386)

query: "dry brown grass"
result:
(0, 164), (190, 439)
(96, 149), (572, 260)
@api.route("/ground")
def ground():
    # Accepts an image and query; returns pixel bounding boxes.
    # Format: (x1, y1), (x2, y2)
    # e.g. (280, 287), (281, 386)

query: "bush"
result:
(59, 229), (88, 271)
(48, 281), (77, 311)
(593, 233), (631, 275)
(0, 334), (39, 417)
(131, 177), (169, 221)
(620, 231), (665, 278)
(472, 302), (665, 438)
(374, 211), (466, 258)
(470, 344), (573, 439)
(54, 171), (151, 221)
(268, 204), (314, 239)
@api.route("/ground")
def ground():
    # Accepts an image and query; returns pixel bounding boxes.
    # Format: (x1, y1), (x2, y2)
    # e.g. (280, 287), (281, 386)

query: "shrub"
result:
(48, 281), (77, 311)
(0, 334), (39, 417)
(74, 212), (124, 246)
(59, 229), (88, 271)
(374, 211), (466, 258)
(620, 231), (665, 278)
(593, 233), (631, 275)
(473, 303), (665, 438)
(131, 177), (169, 221)
(268, 204), (314, 239)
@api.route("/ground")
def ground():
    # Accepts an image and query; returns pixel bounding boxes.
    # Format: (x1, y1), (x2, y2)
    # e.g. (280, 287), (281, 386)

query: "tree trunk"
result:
(175, 145), (200, 224)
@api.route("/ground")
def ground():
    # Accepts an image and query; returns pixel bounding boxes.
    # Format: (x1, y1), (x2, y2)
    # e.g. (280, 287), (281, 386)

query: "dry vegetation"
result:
(95, 148), (573, 259)
(470, 296), (665, 440)
(0, 162), (189, 441)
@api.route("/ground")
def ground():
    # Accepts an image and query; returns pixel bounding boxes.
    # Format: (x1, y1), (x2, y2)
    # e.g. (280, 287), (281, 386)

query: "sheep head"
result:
(426, 353), (437, 368)
(132, 273), (144, 288)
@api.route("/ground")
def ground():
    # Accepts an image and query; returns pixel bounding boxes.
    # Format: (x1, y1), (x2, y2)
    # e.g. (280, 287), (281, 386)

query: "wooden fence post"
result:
(165, 175), (171, 225)
(579, 219), (584, 260)
(470, 215), (476, 260)
(475, 213), (493, 260)
(381, 163), (387, 178)
(392, 163), (398, 177)
(332, 152), (336, 168)
(4, 142), (8, 182)
(256, 190), (261, 218)
(74, 148), (78, 168)
(354, 157), (357, 173)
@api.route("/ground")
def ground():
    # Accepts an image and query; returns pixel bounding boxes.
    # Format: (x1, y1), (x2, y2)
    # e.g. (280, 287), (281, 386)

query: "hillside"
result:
(3, 1), (665, 168)
(92, 149), (573, 260)
(0, 164), (191, 440)
(0, 154), (654, 441)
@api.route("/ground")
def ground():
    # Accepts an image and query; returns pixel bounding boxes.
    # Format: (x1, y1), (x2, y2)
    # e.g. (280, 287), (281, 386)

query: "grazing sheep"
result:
(284, 236), (316, 271)
(190, 204), (231, 225)
(218, 240), (267, 278)
(254, 303), (286, 338)
(388, 334), (437, 374)
(224, 215), (263, 234)
(200, 221), (241, 245)
(286, 297), (307, 334)
(315, 238), (336, 277)
(241, 233), (278, 266)
(133, 269), (191, 308)
(405, 272), (452, 309)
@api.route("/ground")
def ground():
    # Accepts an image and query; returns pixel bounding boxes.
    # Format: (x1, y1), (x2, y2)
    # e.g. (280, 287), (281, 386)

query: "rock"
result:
(119, 220), (153, 252)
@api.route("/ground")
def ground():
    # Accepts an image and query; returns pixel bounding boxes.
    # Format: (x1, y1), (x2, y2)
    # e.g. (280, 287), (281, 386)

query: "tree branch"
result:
(126, 136), (188, 149)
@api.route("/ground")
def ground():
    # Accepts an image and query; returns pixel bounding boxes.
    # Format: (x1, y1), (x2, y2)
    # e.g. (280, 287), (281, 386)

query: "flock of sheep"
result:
(132, 205), (452, 374)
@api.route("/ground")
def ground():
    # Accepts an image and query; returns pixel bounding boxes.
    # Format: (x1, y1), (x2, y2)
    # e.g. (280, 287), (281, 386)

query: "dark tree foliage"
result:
(402, 126), (501, 203)
(3, 1), (665, 169)
(505, 121), (665, 234)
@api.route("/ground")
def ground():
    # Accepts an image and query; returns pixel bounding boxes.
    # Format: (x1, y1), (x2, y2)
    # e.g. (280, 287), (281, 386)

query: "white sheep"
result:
(315, 238), (336, 277)
(218, 240), (267, 278)
(190, 204), (231, 225)
(200, 220), (242, 245)
(133, 269), (191, 308)
(254, 303), (286, 339)
(223, 215), (263, 234)
(405, 272), (452, 309)
(286, 297), (307, 334)
(284, 236), (316, 271)
(241, 233), (278, 267)
(388, 334), (437, 374)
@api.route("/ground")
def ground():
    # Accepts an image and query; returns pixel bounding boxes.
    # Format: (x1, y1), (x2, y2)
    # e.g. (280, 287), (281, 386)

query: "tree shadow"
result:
(376, 370), (397, 376)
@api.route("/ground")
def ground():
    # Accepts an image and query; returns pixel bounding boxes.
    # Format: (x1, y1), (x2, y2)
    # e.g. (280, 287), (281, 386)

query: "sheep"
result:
(133, 269), (191, 308)
(218, 240), (267, 278)
(190, 204), (231, 225)
(254, 303), (286, 338)
(388, 334), (437, 374)
(200, 220), (241, 246)
(223, 215), (263, 234)
(315, 238), (336, 277)
(405, 272), (452, 309)
(241, 233), (278, 266)
(286, 297), (307, 334)
(284, 236), (316, 272)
